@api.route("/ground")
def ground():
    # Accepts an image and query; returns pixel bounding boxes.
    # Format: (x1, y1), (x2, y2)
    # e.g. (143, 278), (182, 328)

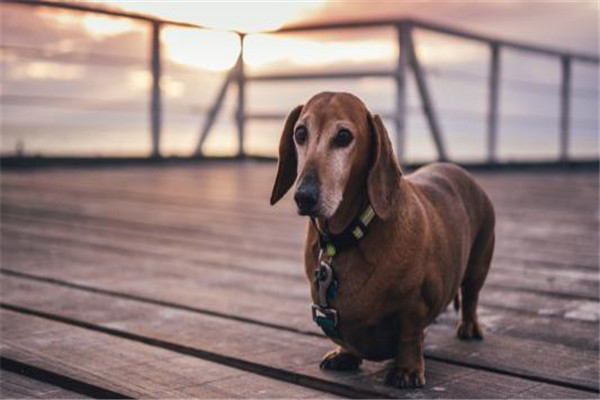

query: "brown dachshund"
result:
(270, 92), (495, 388)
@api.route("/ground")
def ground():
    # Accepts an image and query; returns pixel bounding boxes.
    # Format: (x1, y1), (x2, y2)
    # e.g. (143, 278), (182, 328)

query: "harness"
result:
(310, 204), (376, 338)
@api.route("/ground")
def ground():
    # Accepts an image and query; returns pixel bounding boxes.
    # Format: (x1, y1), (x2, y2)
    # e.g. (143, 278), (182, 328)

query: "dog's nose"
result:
(294, 183), (319, 215)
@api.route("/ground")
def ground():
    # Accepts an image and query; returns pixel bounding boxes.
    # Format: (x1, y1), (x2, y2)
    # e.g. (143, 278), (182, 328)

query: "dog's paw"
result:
(385, 367), (426, 388)
(319, 348), (362, 371)
(456, 320), (483, 340)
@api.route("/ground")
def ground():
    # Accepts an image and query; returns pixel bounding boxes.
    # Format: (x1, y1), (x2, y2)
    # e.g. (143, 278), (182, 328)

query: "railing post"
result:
(407, 26), (448, 162)
(487, 43), (500, 164)
(150, 21), (162, 158)
(236, 33), (246, 158)
(559, 56), (571, 162)
(395, 22), (409, 163)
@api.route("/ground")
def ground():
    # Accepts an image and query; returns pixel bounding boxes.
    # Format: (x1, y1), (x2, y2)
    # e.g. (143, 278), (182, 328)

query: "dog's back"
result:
(407, 162), (495, 244)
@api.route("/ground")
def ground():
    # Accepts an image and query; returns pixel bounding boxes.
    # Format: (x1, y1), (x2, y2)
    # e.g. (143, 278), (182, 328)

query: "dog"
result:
(270, 92), (495, 388)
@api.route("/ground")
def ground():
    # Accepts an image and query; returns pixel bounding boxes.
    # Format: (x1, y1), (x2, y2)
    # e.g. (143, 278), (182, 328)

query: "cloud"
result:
(8, 61), (86, 80)
(303, 1), (598, 54)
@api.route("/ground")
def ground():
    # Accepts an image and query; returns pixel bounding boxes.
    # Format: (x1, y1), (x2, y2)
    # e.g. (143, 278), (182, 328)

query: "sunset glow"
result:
(163, 28), (240, 72)
(99, 1), (325, 33)
(101, 1), (327, 72)
(34, 1), (485, 73)
(82, 14), (135, 38)
(244, 34), (397, 69)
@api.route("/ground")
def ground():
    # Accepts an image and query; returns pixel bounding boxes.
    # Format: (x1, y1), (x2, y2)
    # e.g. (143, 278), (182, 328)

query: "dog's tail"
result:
(453, 293), (460, 313)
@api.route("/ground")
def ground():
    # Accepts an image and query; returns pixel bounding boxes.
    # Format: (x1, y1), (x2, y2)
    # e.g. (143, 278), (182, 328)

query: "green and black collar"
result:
(311, 204), (376, 257)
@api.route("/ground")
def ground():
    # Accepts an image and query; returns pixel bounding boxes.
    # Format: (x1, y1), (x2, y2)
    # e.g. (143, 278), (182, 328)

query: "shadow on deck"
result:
(1, 161), (598, 398)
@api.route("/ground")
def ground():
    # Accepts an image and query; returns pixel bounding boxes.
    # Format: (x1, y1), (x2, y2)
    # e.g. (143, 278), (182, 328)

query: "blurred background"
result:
(1, 0), (598, 164)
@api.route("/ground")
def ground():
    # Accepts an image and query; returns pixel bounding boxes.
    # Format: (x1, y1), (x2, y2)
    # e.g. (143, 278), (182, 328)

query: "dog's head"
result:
(270, 92), (401, 220)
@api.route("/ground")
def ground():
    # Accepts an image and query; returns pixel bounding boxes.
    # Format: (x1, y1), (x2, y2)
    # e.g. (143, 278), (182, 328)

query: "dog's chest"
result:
(310, 274), (400, 361)
(306, 251), (422, 359)
(308, 255), (393, 323)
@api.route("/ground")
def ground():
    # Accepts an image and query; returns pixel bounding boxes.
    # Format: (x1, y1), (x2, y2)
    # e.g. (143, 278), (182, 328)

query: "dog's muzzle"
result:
(294, 178), (319, 216)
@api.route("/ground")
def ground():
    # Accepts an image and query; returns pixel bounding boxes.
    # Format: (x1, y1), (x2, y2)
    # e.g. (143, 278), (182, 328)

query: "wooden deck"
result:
(1, 162), (598, 399)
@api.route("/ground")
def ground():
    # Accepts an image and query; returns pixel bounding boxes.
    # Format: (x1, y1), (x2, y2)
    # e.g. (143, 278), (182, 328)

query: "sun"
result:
(163, 28), (241, 72)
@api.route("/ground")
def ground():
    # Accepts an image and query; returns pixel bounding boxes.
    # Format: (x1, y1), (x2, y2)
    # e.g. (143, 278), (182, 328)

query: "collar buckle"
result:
(311, 304), (341, 338)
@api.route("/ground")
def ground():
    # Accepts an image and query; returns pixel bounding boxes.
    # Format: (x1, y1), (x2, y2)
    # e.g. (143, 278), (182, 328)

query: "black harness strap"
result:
(309, 204), (376, 338)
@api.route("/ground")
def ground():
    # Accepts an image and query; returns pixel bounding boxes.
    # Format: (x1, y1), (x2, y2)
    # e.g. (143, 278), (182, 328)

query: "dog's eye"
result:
(333, 129), (353, 147)
(294, 126), (307, 145)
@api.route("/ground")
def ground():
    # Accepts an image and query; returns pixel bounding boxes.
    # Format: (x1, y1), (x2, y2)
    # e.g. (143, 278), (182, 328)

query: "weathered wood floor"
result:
(1, 162), (598, 399)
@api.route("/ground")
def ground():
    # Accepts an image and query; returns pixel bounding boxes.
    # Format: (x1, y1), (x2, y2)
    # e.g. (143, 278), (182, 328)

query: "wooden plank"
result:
(1, 359), (129, 399)
(1, 230), (596, 342)
(3, 227), (598, 323)
(3, 227), (598, 335)
(2, 275), (598, 394)
(3, 167), (597, 227)
(3, 256), (597, 357)
(425, 325), (600, 395)
(2, 195), (597, 276)
(2, 216), (597, 301)
(5, 197), (597, 316)
(2, 278), (597, 398)
(4, 168), (597, 244)
(1, 310), (336, 399)
(2, 202), (596, 287)
(5, 170), (598, 259)
(3, 187), (596, 263)
(513, 384), (600, 399)
(5, 206), (596, 290)
(0, 370), (88, 399)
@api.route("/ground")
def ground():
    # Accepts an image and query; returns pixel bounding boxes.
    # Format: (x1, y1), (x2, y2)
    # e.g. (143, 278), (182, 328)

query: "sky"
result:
(98, 1), (600, 53)
(1, 1), (598, 161)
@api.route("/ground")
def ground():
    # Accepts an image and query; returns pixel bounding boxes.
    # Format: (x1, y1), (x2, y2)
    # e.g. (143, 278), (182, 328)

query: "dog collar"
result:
(311, 204), (376, 257)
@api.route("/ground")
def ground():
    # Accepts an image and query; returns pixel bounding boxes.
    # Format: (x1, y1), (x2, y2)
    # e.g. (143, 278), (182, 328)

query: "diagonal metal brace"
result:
(193, 59), (238, 156)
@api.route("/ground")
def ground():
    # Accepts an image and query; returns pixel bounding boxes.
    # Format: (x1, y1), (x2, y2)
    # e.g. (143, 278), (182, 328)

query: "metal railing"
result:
(4, 0), (600, 164)
(233, 19), (599, 163)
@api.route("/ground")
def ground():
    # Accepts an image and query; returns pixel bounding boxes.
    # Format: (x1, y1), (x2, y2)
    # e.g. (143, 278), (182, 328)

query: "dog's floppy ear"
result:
(270, 104), (303, 205)
(367, 113), (402, 219)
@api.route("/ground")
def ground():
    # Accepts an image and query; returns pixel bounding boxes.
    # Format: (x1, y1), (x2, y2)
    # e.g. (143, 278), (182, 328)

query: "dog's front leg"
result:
(385, 330), (425, 388)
